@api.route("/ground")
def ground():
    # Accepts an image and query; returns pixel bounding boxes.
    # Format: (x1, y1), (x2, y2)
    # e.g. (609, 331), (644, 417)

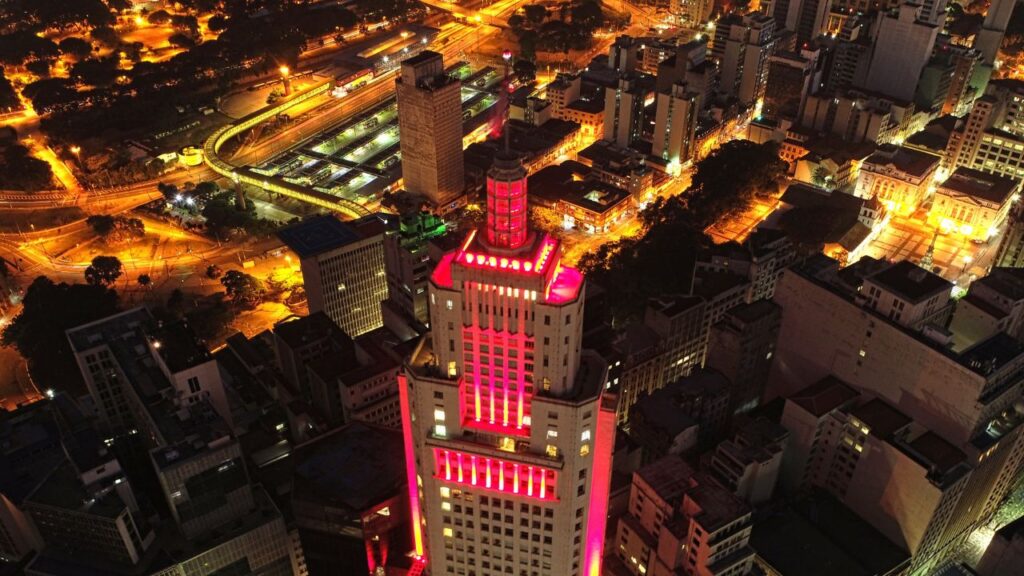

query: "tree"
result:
(0, 71), (18, 112)
(169, 34), (197, 49)
(523, 5), (548, 25)
(811, 165), (837, 191)
(206, 264), (223, 279)
(208, 15), (229, 31)
(685, 140), (787, 227)
(220, 270), (264, 307)
(0, 144), (53, 191)
(90, 27), (119, 48)
(137, 274), (152, 288)
(87, 215), (145, 245)
(513, 59), (536, 83)
(148, 9), (172, 24)
(58, 37), (93, 60)
(0, 31), (59, 65)
(84, 255), (123, 287)
(157, 182), (179, 200)
(2, 276), (119, 393)
(202, 191), (264, 236)
(70, 57), (120, 87)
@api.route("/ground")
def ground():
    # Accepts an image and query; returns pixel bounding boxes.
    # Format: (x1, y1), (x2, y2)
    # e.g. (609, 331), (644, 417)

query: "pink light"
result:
(583, 400), (616, 576)
(456, 452), (464, 483)
(471, 455), (478, 485)
(544, 265), (584, 304)
(397, 374), (425, 558)
(431, 449), (558, 501)
(445, 450), (452, 480)
(430, 252), (456, 289)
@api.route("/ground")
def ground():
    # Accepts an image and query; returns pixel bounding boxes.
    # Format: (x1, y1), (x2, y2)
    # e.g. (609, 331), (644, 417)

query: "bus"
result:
(332, 68), (374, 98)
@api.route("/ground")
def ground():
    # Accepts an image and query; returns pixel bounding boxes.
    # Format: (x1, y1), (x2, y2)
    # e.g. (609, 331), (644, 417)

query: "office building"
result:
(398, 153), (617, 575)
(696, 227), (797, 302)
(609, 36), (640, 74)
(629, 370), (733, 457)
(60, 308), (297, 576)
(705, 300), (782, 413)
(709, 418), (788, 504)
(289, 422), (410, 575)
(995, 200), (1024, 267)
(306, 332), (402, 428)
(716, 13), (777, 106)
(279, 214), (389, 337)
(652, 83), (700, 167)
(396, 50), (465, 209)
(949, 267), (1024, 348)
(948, 80), (1024, 181)
(771, 0), (833, 43)
(977, 516), (1024, 576)
(976, 0), (1016, 65)
(604, 75), (646, 147)
(763, 51), (816, 123)
(273, 311), (357, 404)
(383, 211), (448, 334)
(855, 144), (941, 216)
(607, 456), (755, 576)
(928, 167), (1020, 242)
(769, 257), (1024, 573)
(864, 3), (940, 102)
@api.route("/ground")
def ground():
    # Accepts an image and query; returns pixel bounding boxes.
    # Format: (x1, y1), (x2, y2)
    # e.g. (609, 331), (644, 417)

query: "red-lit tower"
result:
(397, 119), (616, 575)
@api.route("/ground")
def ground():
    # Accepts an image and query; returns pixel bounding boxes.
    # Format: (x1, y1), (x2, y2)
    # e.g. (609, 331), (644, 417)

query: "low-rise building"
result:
(709, 418), (788, 505)
(855, 144), (941, 216)
(608, 456), (755, 576)
(629, 370), (732, 459)
(928, 167), (1021, 241)
(557, 181), (632, 234)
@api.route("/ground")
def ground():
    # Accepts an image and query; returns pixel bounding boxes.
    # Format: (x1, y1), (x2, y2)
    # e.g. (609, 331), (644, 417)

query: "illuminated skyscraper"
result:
(398, 152), (617, 575)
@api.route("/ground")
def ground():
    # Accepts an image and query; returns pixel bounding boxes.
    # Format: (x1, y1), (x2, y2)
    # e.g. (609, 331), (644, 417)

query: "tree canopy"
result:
(0, 144), (53, 191)
(84, 255), (123, 286)
(221, 270), (264, 307)
(86, 215), (145, 245)
(2, 276), (119, 394)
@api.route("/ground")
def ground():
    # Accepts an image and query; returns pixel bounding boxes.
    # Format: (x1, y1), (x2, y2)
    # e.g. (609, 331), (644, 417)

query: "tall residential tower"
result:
(398, 151), (617, 575)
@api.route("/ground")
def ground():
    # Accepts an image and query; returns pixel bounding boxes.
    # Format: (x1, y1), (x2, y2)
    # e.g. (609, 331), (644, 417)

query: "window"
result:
(187, 377), (201, 394)
(581, 430), (591, 442)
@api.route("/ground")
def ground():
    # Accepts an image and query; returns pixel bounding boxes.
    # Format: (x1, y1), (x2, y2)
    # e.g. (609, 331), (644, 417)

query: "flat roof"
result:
(634, 455), (695, 503)
(751, 491), (909, 576)
(939, 167), (1020, 205)
(863, 146), (940, 178)
(866, 260), (951, 303)
(850, 398), (911, 439)
(27, 461), (126, 519)
(277, 214), (387, 259)
(291, 421), (405, 513)
(789, 376), (860, 417)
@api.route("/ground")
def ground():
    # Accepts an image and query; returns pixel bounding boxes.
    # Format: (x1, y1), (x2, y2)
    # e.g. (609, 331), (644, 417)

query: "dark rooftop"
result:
(291, 421), (405, 513)
(866, 260), (951, 303)
(789, 376), (860, 417)
(939, 167), (1020, 205)
(751, 491), (909, 576)
(863, 145), (940, 178)
(277, 214), (387, 259)
(905, 431), (967, 476)
(850, 398), (912, 439)
(274, 312), (354, 352)
(26, 461), (127, 519)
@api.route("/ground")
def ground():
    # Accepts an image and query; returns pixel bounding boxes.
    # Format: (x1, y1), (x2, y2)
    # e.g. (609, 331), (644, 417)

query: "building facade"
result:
(398, 152), (617, 576)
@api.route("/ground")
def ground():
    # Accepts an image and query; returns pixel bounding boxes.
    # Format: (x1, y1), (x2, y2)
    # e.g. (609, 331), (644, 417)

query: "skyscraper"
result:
(864, 3), (940, 102)
(976, 0), (1017, 65)
(398, 151), (617, 575)
(603, 75), (646, 147)
(652, 83), (699, 168)
(396, 50), (465, 209)
(716, 12), (776, 107)
(278, 214), (389, 338)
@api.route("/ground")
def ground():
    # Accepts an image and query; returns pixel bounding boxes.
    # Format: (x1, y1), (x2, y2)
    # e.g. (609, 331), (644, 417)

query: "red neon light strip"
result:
(433, 448), (557, 501)
(397, 374), (425, 558)
(583, 402), (616, 576)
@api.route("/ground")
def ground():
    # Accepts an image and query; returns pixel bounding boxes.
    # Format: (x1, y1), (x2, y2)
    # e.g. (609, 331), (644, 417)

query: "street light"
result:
(279, 65), (292, 95)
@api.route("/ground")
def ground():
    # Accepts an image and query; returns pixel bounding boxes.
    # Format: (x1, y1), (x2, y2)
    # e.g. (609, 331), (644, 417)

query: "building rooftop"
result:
(277, 214), (388, 259)
(751, 491), (910, 576)
(273, 311), (354, 351)
(849, 398), (912, 439)
(789, 376), (860, 417)
(866, 260), (952, 303)
(291, 421), (405, 513)
(26, 461), (127, 519)
(939, 167), (1020, 205)
(634, 455), (695, 504)
(903, 431), (968, 478)
(633, 371), (729, 436)
(863, 145), (940, 178)
(684, 477), (750, 533)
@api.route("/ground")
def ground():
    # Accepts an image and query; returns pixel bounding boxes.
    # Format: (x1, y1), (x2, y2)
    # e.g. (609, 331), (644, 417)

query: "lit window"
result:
(580, 444), (590, 457)
(546, 444), (559, 458)
(446, 299), (453, 310)
(440, 487), (451, 498)
(442, 502), (452, 511)
(499, 437), (516, 452)
(444, 527), (454, 538)
(434, 409), (446, 422)
(581, 430), (591, 442)
(547, 430), (559, 439)
(436, 424), (447, 437)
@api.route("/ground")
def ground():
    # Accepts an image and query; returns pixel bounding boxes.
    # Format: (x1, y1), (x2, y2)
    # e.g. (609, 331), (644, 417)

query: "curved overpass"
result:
(203, 81), (371, 220)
